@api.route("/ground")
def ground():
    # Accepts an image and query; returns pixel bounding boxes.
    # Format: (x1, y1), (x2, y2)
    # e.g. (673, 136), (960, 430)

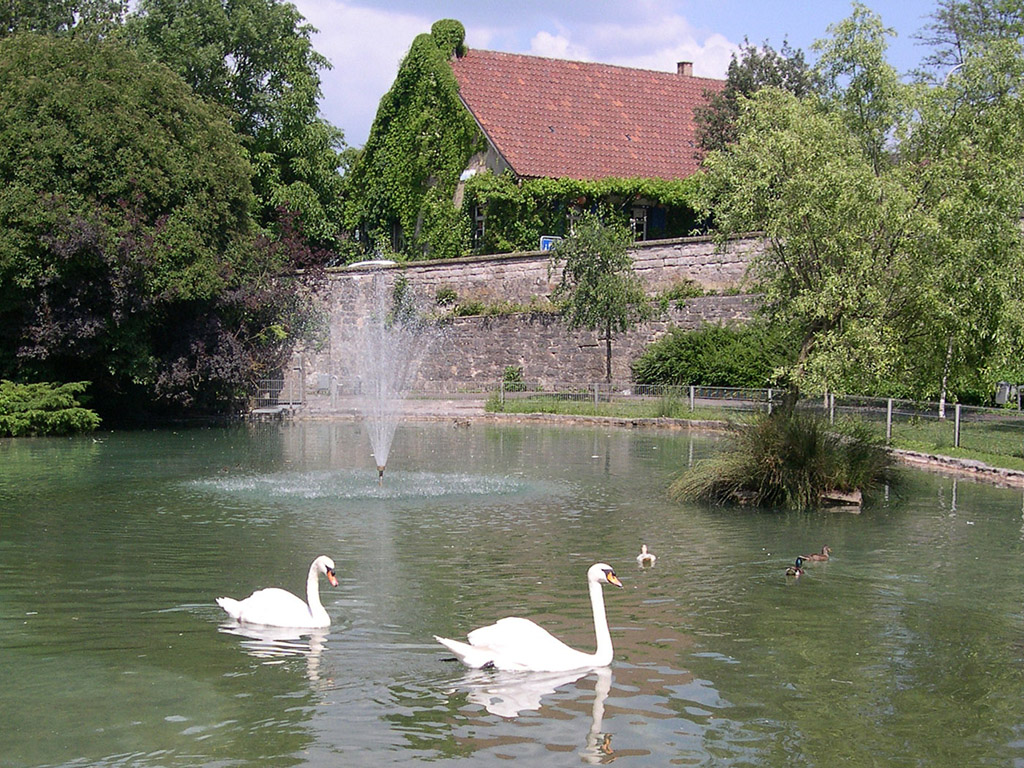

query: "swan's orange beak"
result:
(607, 572), (623, 588)
(327, 568), (339, 587)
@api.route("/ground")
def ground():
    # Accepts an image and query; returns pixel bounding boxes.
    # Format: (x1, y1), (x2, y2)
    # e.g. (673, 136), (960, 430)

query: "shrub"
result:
(669, 407), (894, 510)
(436, 286), (458, 306)
(632, 323), (792, 387)
(453, 300), (486, 316)
(502, 366), (524, 387)
(0, 381), (101, 436)
(655, 280), (705, 312)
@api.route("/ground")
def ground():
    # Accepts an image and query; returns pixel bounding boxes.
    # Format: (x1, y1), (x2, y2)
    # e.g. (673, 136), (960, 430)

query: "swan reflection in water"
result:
(452, 666), (616, 763)
(218, 622), (329, 682)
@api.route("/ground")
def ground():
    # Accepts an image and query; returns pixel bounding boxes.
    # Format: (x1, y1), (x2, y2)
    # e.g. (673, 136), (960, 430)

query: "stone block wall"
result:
(294, 234), (762, 393)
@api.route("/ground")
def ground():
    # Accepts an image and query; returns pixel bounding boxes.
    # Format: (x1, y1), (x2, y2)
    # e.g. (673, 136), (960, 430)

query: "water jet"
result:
(349, 269), (441, 481)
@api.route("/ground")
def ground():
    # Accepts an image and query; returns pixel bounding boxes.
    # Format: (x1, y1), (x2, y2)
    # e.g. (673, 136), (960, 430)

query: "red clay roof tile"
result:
(450, 49), (724, 181)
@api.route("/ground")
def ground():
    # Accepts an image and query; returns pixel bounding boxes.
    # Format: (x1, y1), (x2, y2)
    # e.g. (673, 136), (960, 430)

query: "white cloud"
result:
(292, 1), (433, 146)
(609, 32), (738, 78)
(528, 30), (592, 61)
(288, 1), (742, 146)
(566, 13), (739, 77)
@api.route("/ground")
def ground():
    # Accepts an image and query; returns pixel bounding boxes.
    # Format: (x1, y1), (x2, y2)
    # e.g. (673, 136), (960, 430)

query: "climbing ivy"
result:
(345, 19), (483, 260)
(461, 172), (706, 254)
(346, 17), (707, 260)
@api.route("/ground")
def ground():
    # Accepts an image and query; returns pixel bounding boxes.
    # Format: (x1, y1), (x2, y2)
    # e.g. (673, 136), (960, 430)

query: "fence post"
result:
(829, 393), (835, 425)
(689, 385), (695, 412)
(768, 388), (773, 415)
(954, 403), (961, 448)
(886, 398), (893, 444)
(593, 383), (598, 407)
(500, 381), (505, 406)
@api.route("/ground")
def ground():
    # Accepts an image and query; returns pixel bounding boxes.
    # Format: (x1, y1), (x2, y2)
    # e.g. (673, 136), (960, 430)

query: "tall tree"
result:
(551, 214), (651, 382)
(694, 37), (819, 153)
(698, 4), (1024, 404)
(0, 34), (321, 417)
(917, 0), (1024, 72)
(1, 0), (126, 38)
(813, 2), (908, 172)
(125, 0), (347, 252)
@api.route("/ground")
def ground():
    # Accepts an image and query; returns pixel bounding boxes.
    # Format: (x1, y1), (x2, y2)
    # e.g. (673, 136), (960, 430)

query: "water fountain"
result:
(348, 269), (441, 482)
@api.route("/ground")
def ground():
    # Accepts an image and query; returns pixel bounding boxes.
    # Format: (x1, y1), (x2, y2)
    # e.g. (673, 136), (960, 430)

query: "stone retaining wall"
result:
(294, 234), (762, 393)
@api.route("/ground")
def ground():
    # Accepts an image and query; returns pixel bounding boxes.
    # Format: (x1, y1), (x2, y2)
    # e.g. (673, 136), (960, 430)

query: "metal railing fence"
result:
(253, 376), (1024, 461)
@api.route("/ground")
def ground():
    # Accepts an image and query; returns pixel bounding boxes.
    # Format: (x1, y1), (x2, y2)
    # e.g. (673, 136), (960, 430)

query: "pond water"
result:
(3, 420), (1024, 767)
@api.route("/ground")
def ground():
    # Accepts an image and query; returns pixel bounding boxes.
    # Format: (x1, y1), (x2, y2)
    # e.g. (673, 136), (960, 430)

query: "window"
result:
(630, 206), (648, 241)
(472, 205), (485, 250)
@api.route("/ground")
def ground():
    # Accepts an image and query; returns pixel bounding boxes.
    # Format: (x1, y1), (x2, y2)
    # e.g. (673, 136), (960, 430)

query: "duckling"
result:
(802, 545), (832, 562)
(637, 544), (657, 567)
(785, 556), (805, 577)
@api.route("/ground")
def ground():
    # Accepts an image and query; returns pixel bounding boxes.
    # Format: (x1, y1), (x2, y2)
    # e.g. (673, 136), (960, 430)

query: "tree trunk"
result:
(605, 320), (612, 383)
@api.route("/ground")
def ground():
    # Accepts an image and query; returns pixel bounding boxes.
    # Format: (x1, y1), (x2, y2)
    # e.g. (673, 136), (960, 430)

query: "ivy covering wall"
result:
(461, 173), (706, 254)
(345, 18), (707, 261)
(344, 19), (483, 260)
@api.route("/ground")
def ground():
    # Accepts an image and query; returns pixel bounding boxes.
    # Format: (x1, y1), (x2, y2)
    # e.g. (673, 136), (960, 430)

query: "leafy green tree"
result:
(917, 0), (1024, 73)
(0, 34), (320, 418)
(813, 2), (909, 172)
(695, 37), (819, 152)
(699, 4), (1024, 405)
(1, 0), (126, 38)
(551, 214), (651, 382)
(125, 0), (348, 252)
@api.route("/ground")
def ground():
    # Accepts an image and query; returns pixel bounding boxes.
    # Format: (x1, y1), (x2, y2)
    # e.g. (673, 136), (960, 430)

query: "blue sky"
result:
(289, 0), (944, 148)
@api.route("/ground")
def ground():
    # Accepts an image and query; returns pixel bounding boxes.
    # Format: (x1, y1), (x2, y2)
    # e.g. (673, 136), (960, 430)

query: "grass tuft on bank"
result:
(668, 409), (895, 510)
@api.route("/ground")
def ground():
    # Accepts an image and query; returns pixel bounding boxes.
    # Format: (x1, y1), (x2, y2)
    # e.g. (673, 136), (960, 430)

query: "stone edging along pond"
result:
(463, 412), (1024, 490)
(293, 406), (1024, 490)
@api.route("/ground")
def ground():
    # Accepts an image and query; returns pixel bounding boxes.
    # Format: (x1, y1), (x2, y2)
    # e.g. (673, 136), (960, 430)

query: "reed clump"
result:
(670, 407), (894, 510)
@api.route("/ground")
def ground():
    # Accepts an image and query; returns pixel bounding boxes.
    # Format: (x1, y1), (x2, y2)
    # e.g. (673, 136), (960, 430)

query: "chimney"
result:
(677, 61), (693, 77)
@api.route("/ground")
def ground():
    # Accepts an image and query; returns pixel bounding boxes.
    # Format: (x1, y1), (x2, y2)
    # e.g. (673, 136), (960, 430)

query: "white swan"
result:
(434, 563), (623, 672)
(636, 544), (656, 567)
(216, 555), (338, 628)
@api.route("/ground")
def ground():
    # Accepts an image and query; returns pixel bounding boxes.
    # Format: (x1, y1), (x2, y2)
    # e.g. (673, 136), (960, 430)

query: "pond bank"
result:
(288, 399), (1024, 489)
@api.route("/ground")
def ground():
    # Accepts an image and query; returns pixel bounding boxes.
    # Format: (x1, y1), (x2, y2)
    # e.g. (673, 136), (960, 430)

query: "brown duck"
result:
(802, 545), (832, 562)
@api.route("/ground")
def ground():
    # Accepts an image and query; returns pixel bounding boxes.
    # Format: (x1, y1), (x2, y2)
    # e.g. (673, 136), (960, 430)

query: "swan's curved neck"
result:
(306, 562), (328, 622)
(589, 579), (613, 666)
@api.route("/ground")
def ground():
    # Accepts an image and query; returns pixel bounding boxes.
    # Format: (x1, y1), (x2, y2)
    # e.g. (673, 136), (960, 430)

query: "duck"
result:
(216, 555), (339, 628)
(802, 545), (832, 562)
(785, 556), (806, 577)
(434, 563), (623, 672)
(636, 544), (657, 567)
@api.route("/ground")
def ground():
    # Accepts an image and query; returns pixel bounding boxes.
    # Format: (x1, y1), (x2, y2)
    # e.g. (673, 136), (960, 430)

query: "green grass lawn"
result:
(487, 394), (1024, 472)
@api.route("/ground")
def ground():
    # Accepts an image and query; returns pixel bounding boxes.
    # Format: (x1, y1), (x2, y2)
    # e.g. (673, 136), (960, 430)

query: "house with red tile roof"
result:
(347, 19), (724, 259)
(450, 51), (722, 183)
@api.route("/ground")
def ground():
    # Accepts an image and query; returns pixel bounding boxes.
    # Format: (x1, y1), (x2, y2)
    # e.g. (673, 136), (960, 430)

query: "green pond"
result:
(2, 420), (1024, 767)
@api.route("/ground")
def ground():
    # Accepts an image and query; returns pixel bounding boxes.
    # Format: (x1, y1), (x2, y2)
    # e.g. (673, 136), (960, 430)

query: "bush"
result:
(0, 381), (101, 436)
(502, 366), (524, 385)
(436, 286), (459, 307)
(655, 280), (704, 311)
(632, 323), (792, 387)
(669, 407), (894, 510)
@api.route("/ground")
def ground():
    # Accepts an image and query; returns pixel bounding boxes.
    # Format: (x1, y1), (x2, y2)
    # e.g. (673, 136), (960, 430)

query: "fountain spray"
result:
(350, 269), (441, 482)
